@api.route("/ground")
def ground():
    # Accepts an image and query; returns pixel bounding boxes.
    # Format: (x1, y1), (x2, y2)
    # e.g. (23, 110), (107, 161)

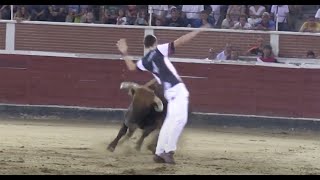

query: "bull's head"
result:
(120, 82), (163, 112)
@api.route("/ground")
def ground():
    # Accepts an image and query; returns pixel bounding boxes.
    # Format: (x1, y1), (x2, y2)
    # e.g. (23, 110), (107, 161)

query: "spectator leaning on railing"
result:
(232, 15), (252, 30)
(248, 5), (265, 26)
(182, 5), (204, 27)
(299, 16), (320, 33)
(14, 6), (31, 22)
(48, 5), (67, 22)
(216, 43), (233, 60)
(165, 6), (187, 27)
(257, 45), (277, 63)
(246, 38), (265, 56)
(221, 5), (246, 29)
(254, 12), (275, 31)
(315, 8), (320, 21)
(0, 5), (11, 20)
(270, 5), (289, 31)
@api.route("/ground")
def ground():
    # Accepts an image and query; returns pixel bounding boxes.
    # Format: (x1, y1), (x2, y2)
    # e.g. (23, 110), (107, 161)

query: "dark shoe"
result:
(159, 151), (175, 164)
(153, 154), (165, 163)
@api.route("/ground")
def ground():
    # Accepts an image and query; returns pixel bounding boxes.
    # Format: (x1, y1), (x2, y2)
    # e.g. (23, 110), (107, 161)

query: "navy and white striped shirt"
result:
(136, 42), (182, 91)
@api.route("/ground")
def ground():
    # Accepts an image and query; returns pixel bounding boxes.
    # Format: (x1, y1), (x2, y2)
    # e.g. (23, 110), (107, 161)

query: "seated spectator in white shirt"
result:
(182, 5), (204, 27)
(149, 5), (168, 19)
(248, 5), (266, 26)
(216, 43), (233, 60)
(315, 8), (320, 21)
(232, 15), (252, 30)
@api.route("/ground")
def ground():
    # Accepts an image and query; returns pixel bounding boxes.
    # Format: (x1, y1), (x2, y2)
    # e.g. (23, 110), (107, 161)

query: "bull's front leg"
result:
(147, 130), (159, 154)
(107, 123), (128, 152)
(135, 125), (157, 151)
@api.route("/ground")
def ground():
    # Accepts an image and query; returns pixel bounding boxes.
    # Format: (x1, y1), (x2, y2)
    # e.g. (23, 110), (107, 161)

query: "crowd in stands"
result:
(205, 37), (318, 62)
(0, 5), (319, 32)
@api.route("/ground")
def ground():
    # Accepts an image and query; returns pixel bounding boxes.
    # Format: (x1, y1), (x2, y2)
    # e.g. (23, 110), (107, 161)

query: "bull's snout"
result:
(153, 96), (164, 112)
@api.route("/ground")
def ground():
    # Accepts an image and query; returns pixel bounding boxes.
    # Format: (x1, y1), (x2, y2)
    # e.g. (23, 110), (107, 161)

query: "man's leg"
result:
(165, 96), (189, 153)
(155, 100), (173, 156)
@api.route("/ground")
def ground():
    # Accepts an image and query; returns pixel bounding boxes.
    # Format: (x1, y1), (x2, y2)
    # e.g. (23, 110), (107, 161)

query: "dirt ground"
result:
(0, 118), (320, 175)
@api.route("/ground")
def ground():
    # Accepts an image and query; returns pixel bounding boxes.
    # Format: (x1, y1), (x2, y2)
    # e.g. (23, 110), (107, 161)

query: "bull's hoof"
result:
(107, 145), (115, 152)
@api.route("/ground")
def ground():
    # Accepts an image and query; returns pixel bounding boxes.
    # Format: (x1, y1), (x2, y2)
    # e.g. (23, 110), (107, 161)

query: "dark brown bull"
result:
(107, 80), (167, 153)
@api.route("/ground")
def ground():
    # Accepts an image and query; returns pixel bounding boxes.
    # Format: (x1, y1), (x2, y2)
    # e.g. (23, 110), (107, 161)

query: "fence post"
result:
(148, 6), (153, 26)
(6, 22), (15, 51)
(270, 33), (279, 56)
(10, 5), (13, 20)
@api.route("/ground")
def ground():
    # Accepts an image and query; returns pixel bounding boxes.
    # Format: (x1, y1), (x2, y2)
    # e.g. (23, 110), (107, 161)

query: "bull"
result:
(107, 79), (167, 153)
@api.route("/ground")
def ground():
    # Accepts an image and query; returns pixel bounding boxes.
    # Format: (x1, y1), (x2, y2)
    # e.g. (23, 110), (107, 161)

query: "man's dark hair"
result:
(144, 35), (157, 48)
(263, 44), (272, 50)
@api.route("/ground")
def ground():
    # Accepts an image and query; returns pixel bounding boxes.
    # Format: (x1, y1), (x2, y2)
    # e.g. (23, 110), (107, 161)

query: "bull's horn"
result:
(153, 96), (164, 112)
(120, 82), (140, 90)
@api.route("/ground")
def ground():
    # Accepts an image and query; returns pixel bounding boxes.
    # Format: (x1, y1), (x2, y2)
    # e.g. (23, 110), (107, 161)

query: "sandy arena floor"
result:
(0, 118), (320, 175)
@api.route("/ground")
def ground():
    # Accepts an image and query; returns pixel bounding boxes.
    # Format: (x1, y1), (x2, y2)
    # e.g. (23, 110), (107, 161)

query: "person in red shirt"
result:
(257, 45), (277, 63)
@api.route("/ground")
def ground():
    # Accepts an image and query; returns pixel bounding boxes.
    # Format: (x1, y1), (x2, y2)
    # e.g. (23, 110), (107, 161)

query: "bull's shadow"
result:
(107, 80), (167, 154)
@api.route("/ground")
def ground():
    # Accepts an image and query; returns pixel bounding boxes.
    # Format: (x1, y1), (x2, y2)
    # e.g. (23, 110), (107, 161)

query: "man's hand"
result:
(117, 38), (128, 55)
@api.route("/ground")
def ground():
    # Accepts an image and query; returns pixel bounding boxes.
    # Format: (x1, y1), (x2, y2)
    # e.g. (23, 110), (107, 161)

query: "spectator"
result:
(195, 10), (214, 28)
(316, 8), (320, 21)
(306, 51), (316, 59)
(100, 7), (116, 24)
(210, 5), (221, 27)
(248, 5), (266, 26)
(254, 12), (275, 31)
(29, 5), (48, 21)
(14, 6), (30, 22)
(135, 9), (148, 26)
(47, 5), (67, 22)
(288, 5), (303, 31)
(222, 5), (246, 29)
(247, 38), (265, 56)
(182, 5), (204, 27)
(299, 16), (320, 33)
(116, 9), (127, 25)
(229, 50), (240, 60)
(205, 48), (216, 60)
(81, 7), (95, 23)
(65, 5), (79, 22)
(0, 5), (11, 20)
(105, 5), (118, 24)
(149, 5), (168, 19)
(216, 43), (232, 60)
(232, 15), (252, 30)
(257, 45), (277, 63)
(126, 5), (137, 25)
(165, 7), (187, 27)
(154, 17), (164, 26)
(270, 5), (289, 31)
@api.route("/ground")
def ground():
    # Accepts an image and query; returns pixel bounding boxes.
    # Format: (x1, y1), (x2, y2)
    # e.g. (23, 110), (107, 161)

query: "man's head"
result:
(262, 12), (270, 23)
(263, 45), (273, 57)
(171, 8), (178, 20)
(239, 15), (247, 25)
(307, 16), (316, 25)
(257, 38), (264, 47)
(200, 10), (208, 20)
(144, 35), (157, 49)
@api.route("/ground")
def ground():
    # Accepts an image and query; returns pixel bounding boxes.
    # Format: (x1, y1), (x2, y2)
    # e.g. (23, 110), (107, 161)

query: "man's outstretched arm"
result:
(116, 38), (137, 71)
(173, 24), (209, 48)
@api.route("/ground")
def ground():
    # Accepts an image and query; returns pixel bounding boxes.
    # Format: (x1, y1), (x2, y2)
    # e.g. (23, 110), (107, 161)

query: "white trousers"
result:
(155, 83), (189, 155)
